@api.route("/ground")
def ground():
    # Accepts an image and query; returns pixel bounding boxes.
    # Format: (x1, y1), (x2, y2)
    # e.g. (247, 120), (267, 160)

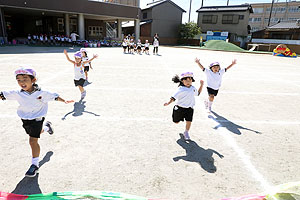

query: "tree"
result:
(179, 22), (201, 40)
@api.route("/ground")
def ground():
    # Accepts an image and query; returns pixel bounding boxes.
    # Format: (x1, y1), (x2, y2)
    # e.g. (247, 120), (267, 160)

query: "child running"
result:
(0, 66), (73, 177)
(64, 49), (98, 99)
(195, 58), (237, 112)
(144, 40), (150, 55)
(164, 72), (204, 140)
(80, 48), (93, 82)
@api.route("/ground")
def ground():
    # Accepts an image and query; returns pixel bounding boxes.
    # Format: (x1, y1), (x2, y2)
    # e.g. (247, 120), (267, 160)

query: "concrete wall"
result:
(197, 11), (250, 37)
(151, 2), (183, 38)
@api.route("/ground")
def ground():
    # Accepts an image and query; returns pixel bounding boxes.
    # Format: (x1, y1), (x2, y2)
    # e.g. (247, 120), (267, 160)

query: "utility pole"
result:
(268, 0), (275, 26)
(188, 0), (192, 22)
(227, 0), (229, 6)
(201, 0), (203, 7)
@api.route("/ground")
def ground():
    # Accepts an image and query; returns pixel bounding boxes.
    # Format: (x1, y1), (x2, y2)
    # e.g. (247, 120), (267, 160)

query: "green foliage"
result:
(179, 22), (201, 40)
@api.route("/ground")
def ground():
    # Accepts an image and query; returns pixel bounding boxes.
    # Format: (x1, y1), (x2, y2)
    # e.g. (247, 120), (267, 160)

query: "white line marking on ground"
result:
(209, 114), (273, 191)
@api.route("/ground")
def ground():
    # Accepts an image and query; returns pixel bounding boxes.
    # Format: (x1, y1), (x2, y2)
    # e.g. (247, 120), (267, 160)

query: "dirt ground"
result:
(0, 46), (299, 200)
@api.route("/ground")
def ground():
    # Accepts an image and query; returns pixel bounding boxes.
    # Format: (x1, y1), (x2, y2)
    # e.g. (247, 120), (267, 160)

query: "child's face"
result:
(16, 74), (35, 92)
(75, 57), (82, 63)
(211, 65), (220, 73)
(182, 77), (193, 87)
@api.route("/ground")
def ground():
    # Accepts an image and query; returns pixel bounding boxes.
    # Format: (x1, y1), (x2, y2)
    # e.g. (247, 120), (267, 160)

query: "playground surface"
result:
(0, 46), (299, 200)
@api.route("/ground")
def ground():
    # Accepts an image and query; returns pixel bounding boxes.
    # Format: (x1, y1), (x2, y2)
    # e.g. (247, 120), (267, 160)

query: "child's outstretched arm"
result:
(226, 59), (237, 71)
(198, 80), (204, 95)
(83, 54), (98, 64)
(164, 97), (175, 106)
(64, 49), (75, 64)
(195, 57), (205, 71)
(56, 96), (74, 104)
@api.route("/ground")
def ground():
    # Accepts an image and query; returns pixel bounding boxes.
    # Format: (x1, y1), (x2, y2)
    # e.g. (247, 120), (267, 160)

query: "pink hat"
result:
(80, 48), (87, 52)
(15, 66), (36, 78)
(209, 62), (220, 68)
(180, 72), (194, 79)
(74, 51), (82, 58)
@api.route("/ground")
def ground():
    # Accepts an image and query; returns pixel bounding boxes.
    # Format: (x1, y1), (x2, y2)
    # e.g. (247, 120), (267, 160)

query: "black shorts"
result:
(84, 66), (90, 72)
(145, 47), (149, 50)
(22, 117), (45, 138)
(207, 87), (219, 96)
(123, 46), (127, 49)
(172, 105), (194, 123)
(137, 46), (141, 50)
(74, 78), (85, 87)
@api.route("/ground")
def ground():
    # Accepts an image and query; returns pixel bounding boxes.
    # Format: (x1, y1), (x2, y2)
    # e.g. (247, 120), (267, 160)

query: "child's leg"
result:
(29, 137), (40, 164)
(78, 85), (85, 93)
(185, 121), (192, 132)
(208, 94), (215, 111)
(85, 71), (88, 80)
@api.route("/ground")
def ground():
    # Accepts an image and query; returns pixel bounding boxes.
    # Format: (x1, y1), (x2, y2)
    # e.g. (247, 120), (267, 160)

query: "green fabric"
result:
(266, 181), (300, 200)
(26, 191), (148, 200)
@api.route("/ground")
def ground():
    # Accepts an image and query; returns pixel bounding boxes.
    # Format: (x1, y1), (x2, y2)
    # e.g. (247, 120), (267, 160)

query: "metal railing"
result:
(89, 0), (139, 7)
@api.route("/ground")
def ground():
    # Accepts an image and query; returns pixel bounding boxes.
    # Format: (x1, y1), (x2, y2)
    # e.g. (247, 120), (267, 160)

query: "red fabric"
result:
(0, 192), (28, 200)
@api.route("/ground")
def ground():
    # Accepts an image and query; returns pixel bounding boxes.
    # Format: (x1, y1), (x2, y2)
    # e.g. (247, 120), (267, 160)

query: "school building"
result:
(0, 0), (141, 43)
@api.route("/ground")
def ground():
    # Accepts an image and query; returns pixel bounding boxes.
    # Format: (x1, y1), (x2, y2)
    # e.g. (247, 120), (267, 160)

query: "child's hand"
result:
(93, 54), (98, 59)
(195, 57), (200, 64)
(164, 102), (169, 106)
(200, 80), (204, 85)
(232, 59), (237, 65)
(65, 100), (74, 104)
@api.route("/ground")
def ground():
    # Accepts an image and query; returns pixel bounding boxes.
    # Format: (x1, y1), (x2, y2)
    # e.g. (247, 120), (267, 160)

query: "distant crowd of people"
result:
(27, 32), (79, 46)
(122, 33), (160, 55)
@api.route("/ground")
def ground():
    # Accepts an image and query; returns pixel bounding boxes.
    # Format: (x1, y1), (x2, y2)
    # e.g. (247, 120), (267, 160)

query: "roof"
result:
(197, 4), (253, 13)
(142, 0), (186, 12)
(122, 20), (152, 28)
(267, 20), (300, 30)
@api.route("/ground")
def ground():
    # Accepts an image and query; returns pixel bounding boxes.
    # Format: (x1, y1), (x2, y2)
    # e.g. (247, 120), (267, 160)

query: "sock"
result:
(208, 100), (213, 109)
(32, 157), (39, 167)
(43, 126), (49, 133)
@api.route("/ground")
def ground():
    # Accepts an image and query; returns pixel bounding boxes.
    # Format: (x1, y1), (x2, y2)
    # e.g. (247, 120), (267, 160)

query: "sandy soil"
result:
(0, 46), (299, 200)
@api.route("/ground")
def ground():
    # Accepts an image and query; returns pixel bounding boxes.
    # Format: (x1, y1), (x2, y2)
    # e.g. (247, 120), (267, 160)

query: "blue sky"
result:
(140, 0), (291, 23)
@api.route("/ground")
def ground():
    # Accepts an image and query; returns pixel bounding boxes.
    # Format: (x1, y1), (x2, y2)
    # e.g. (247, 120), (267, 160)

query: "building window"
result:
(70, 19), (77, 33)
(202, 15), (218, 24)
(88, 26), (103, 37)
(222, 14), (239, 24)
(239, 15), (244, 20)
(253, 17), (261, 22)
(143, 12), (147, 19)
(253, 7), (264, 13)
(36, 20), (43, 26)
(288, 6), (300, 13)
(57, 18), (64, 32)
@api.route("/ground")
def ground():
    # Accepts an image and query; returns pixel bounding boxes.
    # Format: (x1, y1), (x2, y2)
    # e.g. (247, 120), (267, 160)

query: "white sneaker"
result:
(183, 131), (190, 140)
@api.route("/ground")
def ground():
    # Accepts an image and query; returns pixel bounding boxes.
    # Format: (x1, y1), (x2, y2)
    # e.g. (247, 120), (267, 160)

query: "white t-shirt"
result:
(82, 56), (90, 67)
(204, 68), (226, 90)
(70, 33), (78, 41)
(1, 89), (58, 120)
(144, 43), (149, 48)
(172, 86), (198, 108)
(74, 63), (85, 80)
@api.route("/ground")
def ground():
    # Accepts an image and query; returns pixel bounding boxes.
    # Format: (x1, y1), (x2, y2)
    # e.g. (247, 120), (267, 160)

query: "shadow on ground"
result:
(0, 46), (80, 54)
(62, 100), (100, 120)
(10, 151), (53, 195)
(173, 134), (224, 173)
(209, 111), (261, 135)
